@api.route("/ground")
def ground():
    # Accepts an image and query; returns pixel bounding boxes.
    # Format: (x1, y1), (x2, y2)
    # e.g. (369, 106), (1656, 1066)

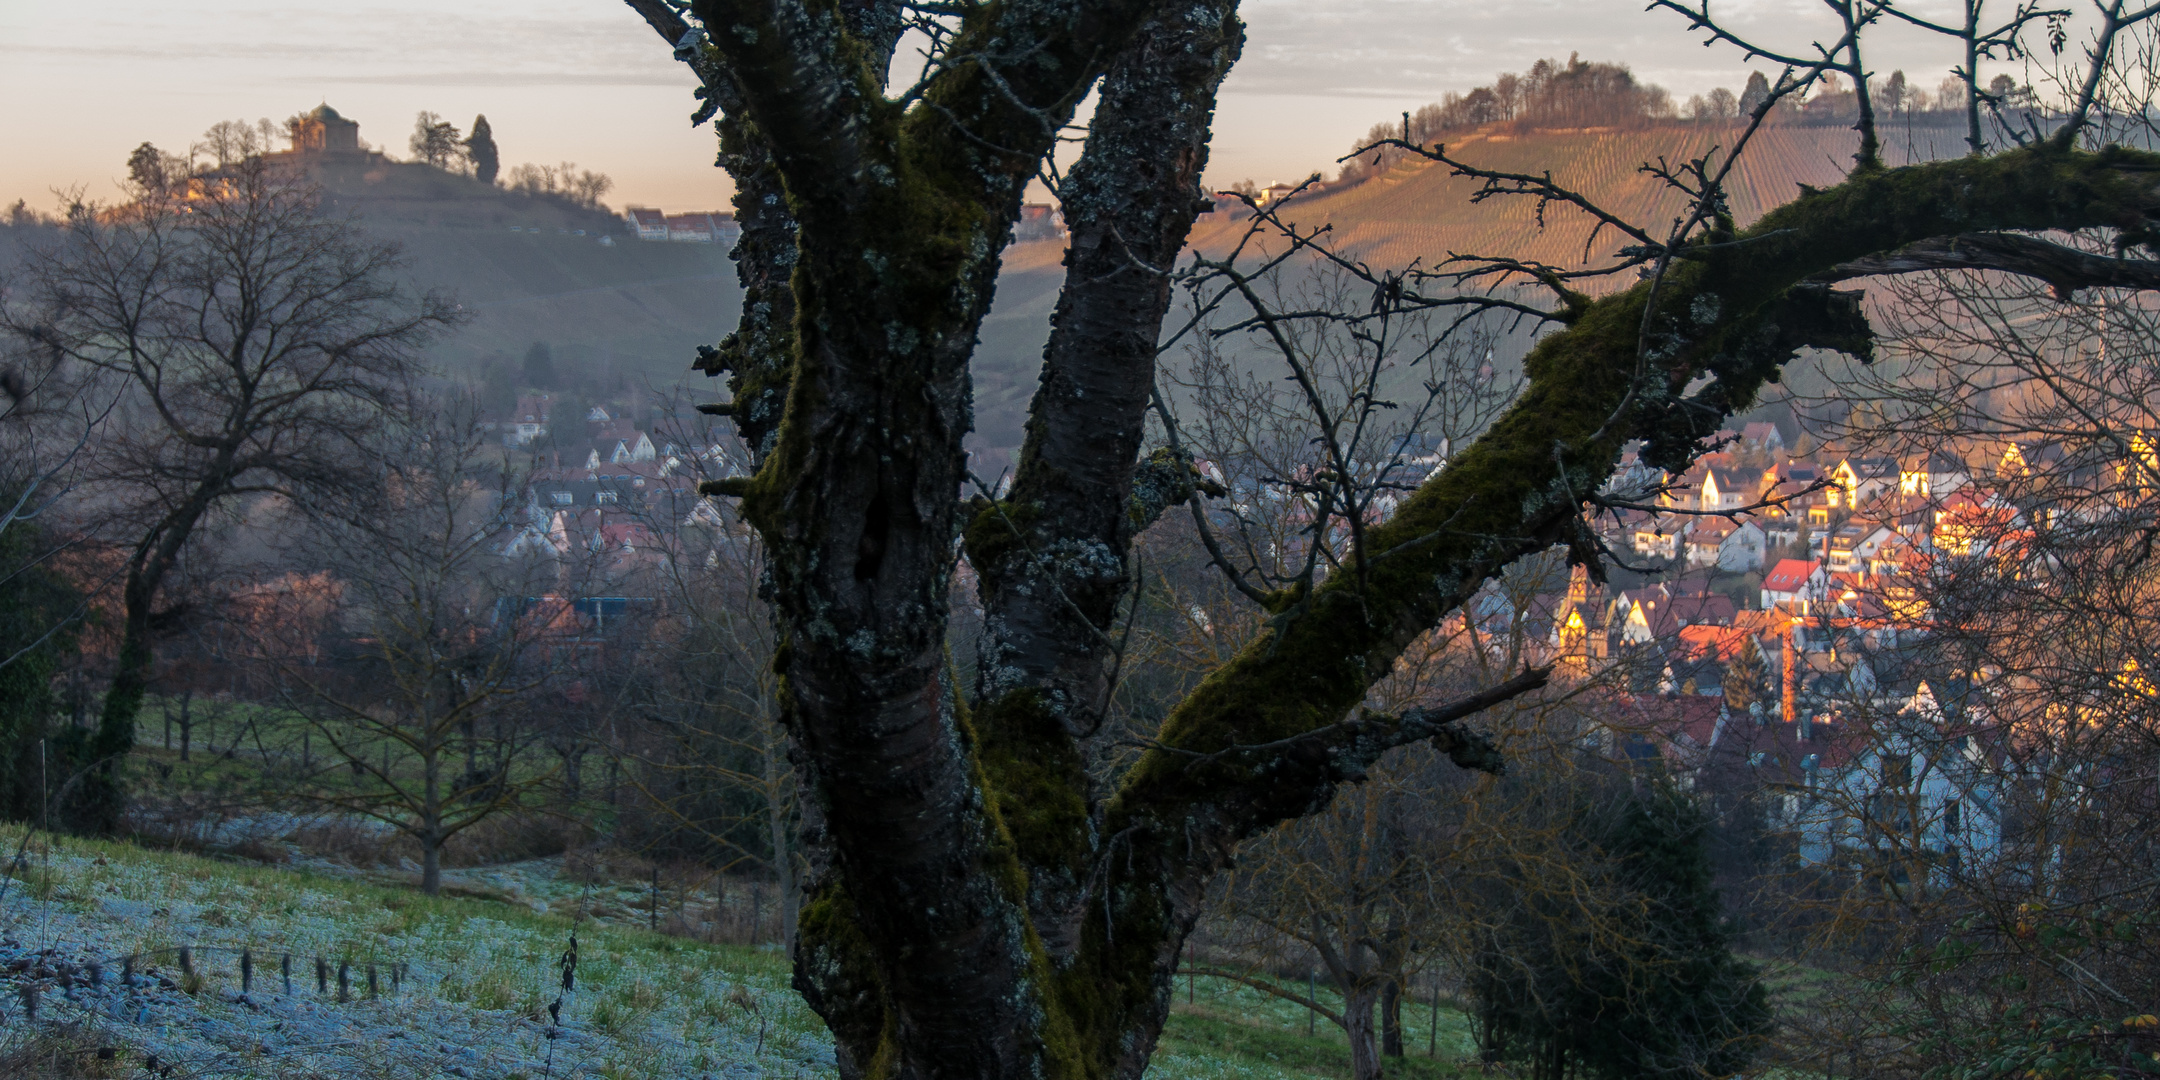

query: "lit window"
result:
(551, 492), (573, 505)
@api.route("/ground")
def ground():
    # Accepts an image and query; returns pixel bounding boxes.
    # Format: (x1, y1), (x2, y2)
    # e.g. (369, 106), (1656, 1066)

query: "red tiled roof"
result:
(1762, 558), (1821, 593)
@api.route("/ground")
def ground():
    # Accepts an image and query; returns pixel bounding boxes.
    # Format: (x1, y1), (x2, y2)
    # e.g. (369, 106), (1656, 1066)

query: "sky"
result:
(0, 0), (2016, 215)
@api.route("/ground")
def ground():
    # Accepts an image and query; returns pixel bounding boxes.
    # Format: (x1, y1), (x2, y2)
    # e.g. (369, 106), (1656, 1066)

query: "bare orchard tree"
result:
(622, 0), (2160, 1070)
(1156, 257), (1517, 626)
(1140, 257), (1521, 1078)
(0, 158), (457, 833)
(264, 399), (573, 895)
(1203, 754), (1452, 1080)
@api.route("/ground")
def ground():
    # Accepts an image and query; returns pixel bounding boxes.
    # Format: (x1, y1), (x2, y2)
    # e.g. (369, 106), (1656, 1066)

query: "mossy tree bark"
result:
(632, 2), (2160, 1074)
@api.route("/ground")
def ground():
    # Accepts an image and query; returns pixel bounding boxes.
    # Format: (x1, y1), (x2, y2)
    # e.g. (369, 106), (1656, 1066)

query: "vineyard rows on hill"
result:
(1194, 122), (1968, 278)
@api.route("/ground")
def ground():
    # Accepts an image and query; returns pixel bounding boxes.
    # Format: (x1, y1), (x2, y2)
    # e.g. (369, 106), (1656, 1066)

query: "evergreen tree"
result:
(1725, 635), (1765, 714)
(0, 503), (83, 825)
(1736, 70), (1772, 117)
(126, 142), (173, 194)
(479, 356), (519, 416)
(522, 341), (556, 389)
(466, 115), (500, 185)
(1470, 778), (1772, 1080)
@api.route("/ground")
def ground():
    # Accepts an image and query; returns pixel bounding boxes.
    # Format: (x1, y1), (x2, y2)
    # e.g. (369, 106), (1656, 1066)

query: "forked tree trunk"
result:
(630, 1), (2160, 1073)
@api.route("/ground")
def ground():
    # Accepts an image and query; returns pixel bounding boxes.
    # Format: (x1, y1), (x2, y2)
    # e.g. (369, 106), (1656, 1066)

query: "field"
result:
(0, 832), (1489, 1079)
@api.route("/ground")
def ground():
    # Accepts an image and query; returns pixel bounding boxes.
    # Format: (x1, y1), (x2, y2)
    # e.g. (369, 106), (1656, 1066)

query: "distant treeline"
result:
(1339, 55), (1988, 184)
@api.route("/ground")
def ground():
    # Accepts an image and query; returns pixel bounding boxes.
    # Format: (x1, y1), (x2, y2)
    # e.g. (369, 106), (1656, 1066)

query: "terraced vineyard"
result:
(1192, 120), (1970, 283)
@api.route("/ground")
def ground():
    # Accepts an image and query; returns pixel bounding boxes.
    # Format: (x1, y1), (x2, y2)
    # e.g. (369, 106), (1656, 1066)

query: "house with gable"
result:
(624, 207), (669, 241)
(1632, 513), (1691, 560)
(1899, 452), (1970, 497)
(499, 394), (551, 446)
(584, 424), (658, 469)
(1687, 518), (1767, 571)
(1831, 455), (1901, 507)
(1700, 465), (1760, 513)
(1790, 681), (2008, 876)
(1661, 463), (1709, 511)
(1550, 562), (1613, 669)
(1824, 519), (1894, 574)
(1931, 489), (2013, 556)
(1740, 421), (1786, 453)
(1761, 557), (1829, 613)
(1617, 586), (1736, 645)
(1997, 439), (2064, 479)
(1606, 444), (1659, 497)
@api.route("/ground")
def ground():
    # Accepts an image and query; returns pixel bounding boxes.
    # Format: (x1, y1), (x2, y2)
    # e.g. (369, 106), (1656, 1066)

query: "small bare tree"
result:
(266, 399), (575, 894)
(191, 118), (281, 169)
(0, 158), (457, 833)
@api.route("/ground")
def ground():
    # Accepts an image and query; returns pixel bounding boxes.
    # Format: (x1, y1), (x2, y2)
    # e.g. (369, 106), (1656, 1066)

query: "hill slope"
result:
(0, 833), (1478, 1079)
(6, 124), (1955, 461)
(1190, 119), (1969, 276)
(290, 157), (743, 391)
(967, 121), (1967, 465)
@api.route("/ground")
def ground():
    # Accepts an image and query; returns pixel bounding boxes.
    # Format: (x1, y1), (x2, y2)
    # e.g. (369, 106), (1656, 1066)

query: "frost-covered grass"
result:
(0, 833), (825, 1079)
(0, 832), (1484, 1078)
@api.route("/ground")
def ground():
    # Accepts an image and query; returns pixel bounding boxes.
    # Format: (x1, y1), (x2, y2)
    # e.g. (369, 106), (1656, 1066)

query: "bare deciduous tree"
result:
(610, 408), (804, 947)
(266, 399), (571, 894)
(1778, 260), (2160, 1076)
(0, 159), (456, 833)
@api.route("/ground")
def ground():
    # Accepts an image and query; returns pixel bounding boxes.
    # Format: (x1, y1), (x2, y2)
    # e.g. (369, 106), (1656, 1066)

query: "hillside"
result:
(0, 833), (1484, 1079)
(964, 121), (1970, 467)
(1190, 119), (1970, 276)
(5, 123), (1956, 466)
(285, 157), (744, 392)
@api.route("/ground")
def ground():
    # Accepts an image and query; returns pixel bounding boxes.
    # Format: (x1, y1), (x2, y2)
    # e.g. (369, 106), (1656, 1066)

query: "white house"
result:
(1760, 558), (1829, 612)
(1700, 466), (1757, 513)
(1717, 519), (1767, 571)
(583, 427), (658, 469)
(624, 207), (669, 241)
(1633, 513), (1691, 560)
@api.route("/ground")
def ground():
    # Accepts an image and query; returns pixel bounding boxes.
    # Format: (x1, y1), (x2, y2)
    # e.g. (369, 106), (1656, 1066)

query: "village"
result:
(9, 0), (2160, 1071)
(1460, 419), (2100, 888)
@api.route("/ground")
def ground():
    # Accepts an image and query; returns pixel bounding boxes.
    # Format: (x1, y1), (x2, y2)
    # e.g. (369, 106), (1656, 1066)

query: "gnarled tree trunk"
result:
(628, 1), (2160, 1074)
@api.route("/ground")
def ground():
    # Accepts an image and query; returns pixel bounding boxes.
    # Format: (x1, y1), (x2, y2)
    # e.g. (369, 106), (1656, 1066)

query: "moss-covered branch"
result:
(1113, 141), (2160, 840)
(1816, 231), (2160, 297)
